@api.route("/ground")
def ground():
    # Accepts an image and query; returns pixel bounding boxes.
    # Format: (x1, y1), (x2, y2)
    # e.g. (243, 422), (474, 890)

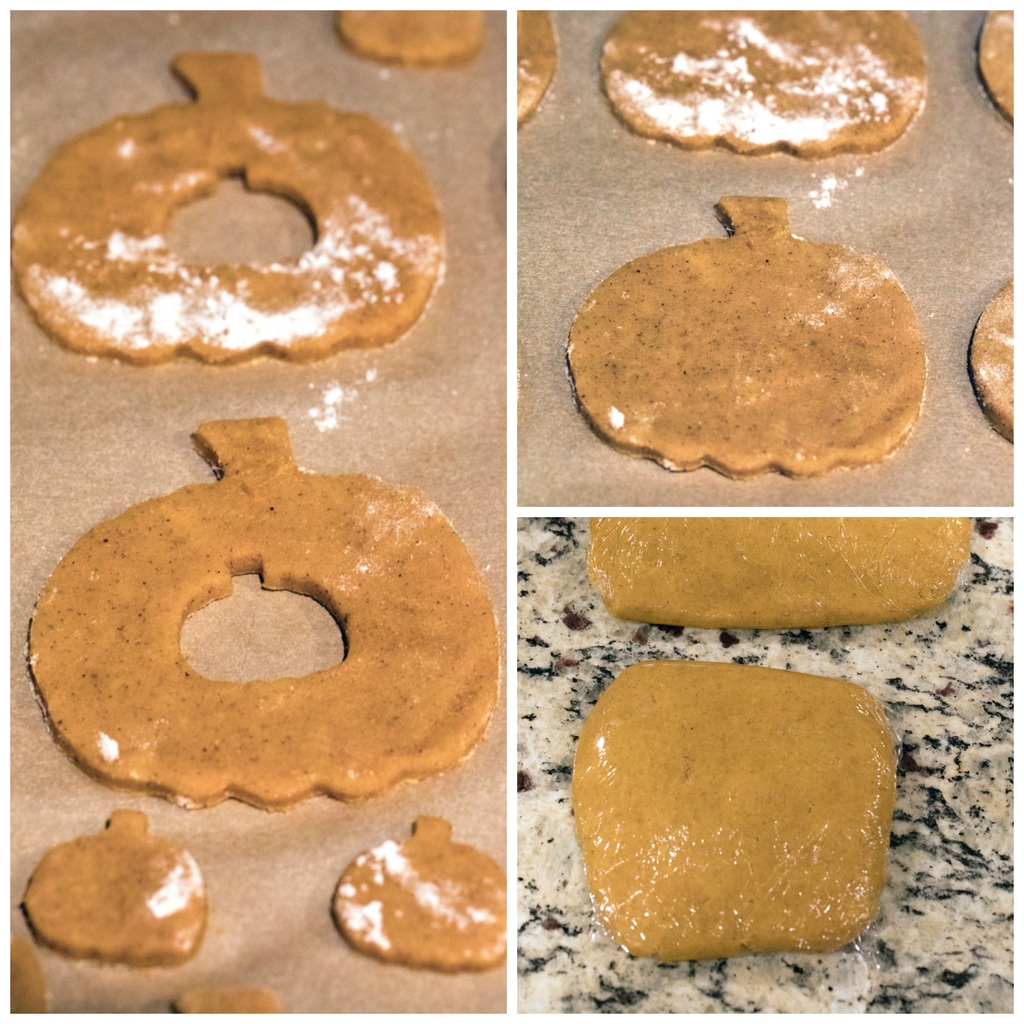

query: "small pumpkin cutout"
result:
(336, 11), (484, 67)
(518, 12), (558, 125)
(969, 279), (1013, 442)
(12, 53), (443, 364)
(27, 418), (499, 809)
(567, 197), (926, 478)
(22, 810), (207, 967)
(978, 12), (1013, 124)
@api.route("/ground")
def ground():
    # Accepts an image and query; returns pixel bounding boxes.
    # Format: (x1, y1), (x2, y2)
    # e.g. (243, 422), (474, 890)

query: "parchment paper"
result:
(518, 11), (1013, 507)
(11, 10), (506, 1013)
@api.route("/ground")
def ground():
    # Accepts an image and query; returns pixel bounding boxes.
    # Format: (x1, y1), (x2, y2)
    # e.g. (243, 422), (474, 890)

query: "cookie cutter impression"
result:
(12, 52), (443, 363)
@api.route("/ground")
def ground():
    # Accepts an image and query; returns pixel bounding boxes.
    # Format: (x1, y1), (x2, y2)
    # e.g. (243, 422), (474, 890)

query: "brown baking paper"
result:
(11, 10), (506, 1013)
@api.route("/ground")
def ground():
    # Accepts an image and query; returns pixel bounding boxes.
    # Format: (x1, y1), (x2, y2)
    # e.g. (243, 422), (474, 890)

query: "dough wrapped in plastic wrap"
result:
(588, 517), (970, 628)
(572, 660), (897, 960)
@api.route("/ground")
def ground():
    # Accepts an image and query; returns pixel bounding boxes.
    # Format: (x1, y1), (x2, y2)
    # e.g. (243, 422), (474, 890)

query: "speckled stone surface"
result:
(516, 518), (1012, 1013)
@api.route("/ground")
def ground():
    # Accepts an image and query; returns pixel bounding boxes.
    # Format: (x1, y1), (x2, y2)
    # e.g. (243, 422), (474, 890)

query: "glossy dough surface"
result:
(27, 418), (498, 809)
(969, 279), (1013, 442)
(573, 661), (897, 960)
(978, 11), (1013, 123)
(11, 52), (442, 364)
(568, 197), (926, 477)
(600, 11), (926, 157)
(517, 12), (557, 124)
(337, 12), (483, 67)
(332, 816), (506, 972)
(588, 517), (971, 628)
(22, 811), (207, 967)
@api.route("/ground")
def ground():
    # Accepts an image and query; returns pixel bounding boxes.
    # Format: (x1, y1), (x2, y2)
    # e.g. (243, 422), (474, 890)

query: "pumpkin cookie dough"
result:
(11, 938), (46, 1013)
(27, 418), (499, 810)
(12, 52), (442, 364)
(600, 11), (926, 157)
(21, 811), (207, 967)
(969, 280), (1013, 441)
(332, 816), (506, 972)
(518, 12), (557, 124)
(336, 11), (483, 67)
(567, 196), (926, 477)
(174, 988), (282, 1013)
(589, 518), (971, 628)
(978, 12), (1013, 123)
(573, 661), (897, 960)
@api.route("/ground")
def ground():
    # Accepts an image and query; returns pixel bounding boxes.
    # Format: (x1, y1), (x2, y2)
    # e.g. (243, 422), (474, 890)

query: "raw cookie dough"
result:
(573, 661), (897, 960)
(568, 196), (926, 477)
(21, 811), (207, 967)
(978, 11), (1013, 123)
(27, 418), (499, 810)
(174, 988), (282, 1013)
(969, 280), (1013, 441)
(332, 816), (506, 972)
(336, 12), (483, 67)
(11, 938), (46, 1013)
(518, 12), (557, 124)
(588, 518), (971, 628)
(600, 11), (926, 157)
(12, 52), (442, 364)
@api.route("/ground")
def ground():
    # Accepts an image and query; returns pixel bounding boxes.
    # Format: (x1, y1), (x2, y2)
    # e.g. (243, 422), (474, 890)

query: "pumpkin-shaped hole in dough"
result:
(165, 172), (316, 267)
(179, 572), (346, 683)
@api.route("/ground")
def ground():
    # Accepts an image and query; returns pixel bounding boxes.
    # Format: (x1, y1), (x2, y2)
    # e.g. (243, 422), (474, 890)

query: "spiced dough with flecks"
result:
(336, 12), (483, 67)
(27, 418), (499, 810)
(600, 11), (926, 157)
(332, 816), (506, 972)
(21, 811), (207, 967)
(517, 12), (557, 124)
(12, 52), (442, 364)
(978, 11), (1013, 123)
(567, 196), (926, 478)
(969, 279), (1013, 441)
(573, 661), (897, 960)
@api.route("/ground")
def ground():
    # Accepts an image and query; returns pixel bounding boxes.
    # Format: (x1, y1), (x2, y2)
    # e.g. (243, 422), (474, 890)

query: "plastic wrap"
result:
(588, 517), (972, 628)
(572, 660), (897, 961)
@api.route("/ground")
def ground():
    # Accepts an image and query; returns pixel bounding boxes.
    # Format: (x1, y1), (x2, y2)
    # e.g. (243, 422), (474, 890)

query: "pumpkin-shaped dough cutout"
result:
(600, 11), (926, 157)
(22, 810), (207, 968)
(336, 11), (484, 67)
(332, 816), (506, 972)
(27, 418), (499, 810)
(12, 52), (443, 364)
(518, 12), (557, 125)
(567, 197), (926, 478)
(969, 279), (1013, 441)
(978, 11), (1013, 124)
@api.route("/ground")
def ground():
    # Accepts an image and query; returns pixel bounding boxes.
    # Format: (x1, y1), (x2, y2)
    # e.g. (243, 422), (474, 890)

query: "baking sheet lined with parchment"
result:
(11, 10), (506, 1013)
(518, 11), (1013, 507)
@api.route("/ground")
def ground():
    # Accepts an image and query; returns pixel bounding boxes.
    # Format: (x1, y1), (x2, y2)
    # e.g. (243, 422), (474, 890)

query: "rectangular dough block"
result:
(572, 660), (897, 961)
(588, 517), (971, 628)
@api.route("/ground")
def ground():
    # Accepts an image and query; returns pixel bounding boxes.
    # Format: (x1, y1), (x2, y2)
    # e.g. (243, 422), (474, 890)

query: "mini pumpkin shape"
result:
(978, 11), (1013, 124)
(22, 810), (207, 967)
(332, 816), (506, 972)
(567, 196), (926, 478)
(518, 11), (557, 125)
(969, 279), (1013, 441)
(27, 418), (499, 809)
(336, 11), (484, 67)
(12, 52), (442, 363)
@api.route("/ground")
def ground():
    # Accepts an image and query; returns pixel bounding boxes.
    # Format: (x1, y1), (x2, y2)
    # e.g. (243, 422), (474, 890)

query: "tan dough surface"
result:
(336, 12), (483, 67)
(22, 811), (207, 967)
(573, 661), (897, 961)
(979, 11), (1013, 123)
(11, 938), (47, 1013)
(600, 11), (926, 157)
(517, 12), (557, 125)
(11, 52), (443, 364)
(174, 988), (282, 1013)
(568, 196), (926, 478)
(332, 816), (506, 972)
(969, 279), (1013, 441)
(27, 418), (499, 810)
(588, 517), (971, 628)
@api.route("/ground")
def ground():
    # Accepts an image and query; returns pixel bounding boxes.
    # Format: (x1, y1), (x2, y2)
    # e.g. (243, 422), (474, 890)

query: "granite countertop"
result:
(516, 518), (1012, 1013)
